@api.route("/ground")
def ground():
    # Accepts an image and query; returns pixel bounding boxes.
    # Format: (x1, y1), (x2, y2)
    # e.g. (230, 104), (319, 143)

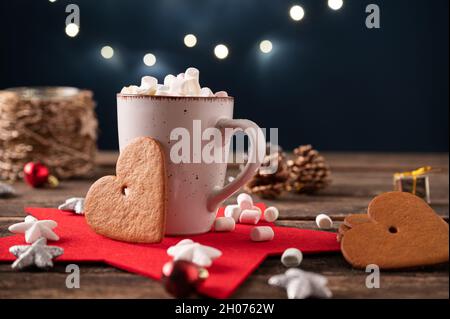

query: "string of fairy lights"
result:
(55, 0), (345, 66)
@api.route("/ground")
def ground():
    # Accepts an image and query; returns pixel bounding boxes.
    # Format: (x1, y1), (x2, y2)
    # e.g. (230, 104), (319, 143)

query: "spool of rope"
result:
(0, 87), (98, 181)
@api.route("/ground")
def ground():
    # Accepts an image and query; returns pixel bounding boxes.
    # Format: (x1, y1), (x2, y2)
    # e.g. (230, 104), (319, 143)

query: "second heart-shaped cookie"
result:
(341, 192), (449, 269)
(85, 137), (167, 243)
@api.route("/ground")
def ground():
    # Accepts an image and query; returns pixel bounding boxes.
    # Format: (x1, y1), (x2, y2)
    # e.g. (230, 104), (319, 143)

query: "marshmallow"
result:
(214, 217), (236, 232)
(155, 84), (170, 96)
(136, 86), (156, 95)
(281, 248), (303, 267)
(121, 67), (229, 97)
(182, 78), (201, 96)
(224, 204), (242, 222)
(169, 77), (184, 95)
(250, 226), (274, 242)
(120, 86), (129, 94)
(141, 76), (157, 89)
(215, 91), (228, 97)
(252, 205), (262, 215)
(185, 67), (199, 80)
(264, 206), (279, 222)
(237, 193), (253, 210)
(316, 213), (333, 229)
(200, 87), (214, 97)
(164, 74), (176, 87)
(239, 209), (261, 225)
(121, 85), (140, 94)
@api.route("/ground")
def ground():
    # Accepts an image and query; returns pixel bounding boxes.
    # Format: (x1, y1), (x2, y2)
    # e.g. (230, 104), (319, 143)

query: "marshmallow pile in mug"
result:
(120, 67), (228, 97)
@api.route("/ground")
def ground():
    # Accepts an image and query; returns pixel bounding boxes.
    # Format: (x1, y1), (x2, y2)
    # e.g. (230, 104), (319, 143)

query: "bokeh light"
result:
(289, 5), (305, 21)
(328, 0), (344, 10)
(101, 46), (114, 59)
(65, 23), (79, 37)
(184, 34), (197, 48)
(214, 44), (229, 59)
(143, 53), (157, 66)
(259, 40), (273, 53)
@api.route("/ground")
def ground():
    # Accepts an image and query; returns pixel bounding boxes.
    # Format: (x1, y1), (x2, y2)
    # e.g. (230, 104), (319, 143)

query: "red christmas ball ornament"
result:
(162, 260), (209, 298)
(23, 162), (59, 188)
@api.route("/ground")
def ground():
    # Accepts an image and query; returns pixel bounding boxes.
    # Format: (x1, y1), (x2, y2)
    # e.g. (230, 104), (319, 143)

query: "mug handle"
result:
(207, 118), (266, 212)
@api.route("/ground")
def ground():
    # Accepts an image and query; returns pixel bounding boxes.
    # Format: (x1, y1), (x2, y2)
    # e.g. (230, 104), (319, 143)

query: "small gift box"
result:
(393, 166), (432, 204)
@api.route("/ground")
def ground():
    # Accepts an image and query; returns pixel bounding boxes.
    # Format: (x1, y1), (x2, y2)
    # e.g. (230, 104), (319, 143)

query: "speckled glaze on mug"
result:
(117, 95), (265, 235)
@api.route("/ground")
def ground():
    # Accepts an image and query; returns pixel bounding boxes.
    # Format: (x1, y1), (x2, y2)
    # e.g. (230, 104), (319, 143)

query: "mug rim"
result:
(116, 93), (234, 101)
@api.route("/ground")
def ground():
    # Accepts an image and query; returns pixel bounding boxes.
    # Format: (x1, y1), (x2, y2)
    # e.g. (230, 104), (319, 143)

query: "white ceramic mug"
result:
(117, 95), (265, 235)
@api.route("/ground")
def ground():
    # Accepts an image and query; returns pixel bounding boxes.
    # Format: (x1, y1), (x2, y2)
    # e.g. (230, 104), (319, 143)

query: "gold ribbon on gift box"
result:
(394, 166), (433, 195)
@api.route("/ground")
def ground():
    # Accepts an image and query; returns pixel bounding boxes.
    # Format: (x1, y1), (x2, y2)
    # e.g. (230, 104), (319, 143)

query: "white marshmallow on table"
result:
(215, 91), (228, 97)
(281, 248), (303, 267)
(250, 226), (274, 242)
(200, 87), (214, 97)
(239, 209), (261, 225)
(237, 193), (253, 210)
(177, 73), (185, 80)
(264, 206), (279, 222)
(252, 205), (262, 214)
(316, 213), (333, 229)
(214, 217), (236, 232)
(224, 204), (242, 222)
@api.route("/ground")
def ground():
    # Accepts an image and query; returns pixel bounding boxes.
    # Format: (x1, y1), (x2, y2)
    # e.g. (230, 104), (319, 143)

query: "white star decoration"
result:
(8, 215), (59, 243)
(268, 268), (332, 299)
(9, 237), (64, 270)
(58, 197), (85, 214)
(167, 239), (222, 267)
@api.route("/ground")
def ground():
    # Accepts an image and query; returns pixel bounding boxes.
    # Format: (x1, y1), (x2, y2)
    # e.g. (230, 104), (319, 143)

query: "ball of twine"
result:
(0, 87), (98, 181)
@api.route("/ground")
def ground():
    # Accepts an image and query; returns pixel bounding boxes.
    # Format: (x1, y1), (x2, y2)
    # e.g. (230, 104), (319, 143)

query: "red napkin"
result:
(0, 204), (340, 298)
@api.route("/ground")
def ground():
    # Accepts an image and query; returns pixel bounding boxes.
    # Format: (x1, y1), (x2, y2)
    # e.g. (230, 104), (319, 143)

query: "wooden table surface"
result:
(0, 152), (448, 299)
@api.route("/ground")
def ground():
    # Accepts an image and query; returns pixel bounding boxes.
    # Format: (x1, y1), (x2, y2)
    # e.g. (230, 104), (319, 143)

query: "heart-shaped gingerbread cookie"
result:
(341, 192), (449, 269)
(337, 214), (370, 242)
(85, 137), (166, 243)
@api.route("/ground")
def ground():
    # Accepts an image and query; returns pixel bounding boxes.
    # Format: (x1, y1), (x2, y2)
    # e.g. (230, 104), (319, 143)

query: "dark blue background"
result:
(1, 0), (448, 151)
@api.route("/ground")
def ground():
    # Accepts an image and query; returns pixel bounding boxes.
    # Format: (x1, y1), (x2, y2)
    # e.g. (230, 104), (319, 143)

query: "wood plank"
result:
(228, 170), (449, 218)
(234, 256), (449, 299)
(0, 152), (448, 298)
(1, 257), (447, 299)
(0, 219), (448, 299)
(2, 170), (448, 218)
(0, 264), (172, 299)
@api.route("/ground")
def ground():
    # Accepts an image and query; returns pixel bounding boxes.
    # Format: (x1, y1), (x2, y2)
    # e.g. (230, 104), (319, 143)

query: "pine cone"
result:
(286, 145), (331, 194)
(245, 144), (289, 199)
